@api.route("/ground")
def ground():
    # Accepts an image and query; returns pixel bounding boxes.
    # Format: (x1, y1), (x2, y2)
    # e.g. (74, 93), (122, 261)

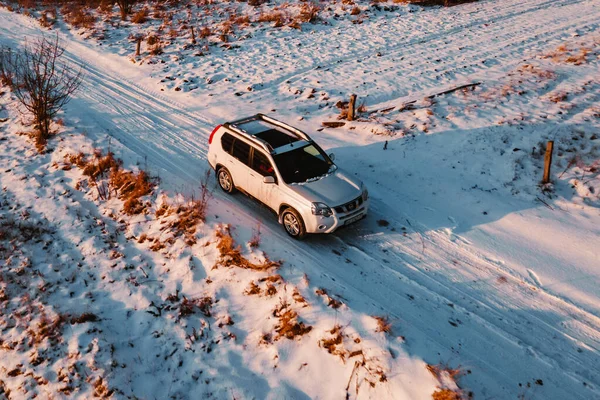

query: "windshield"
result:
(273, 144), (334, 184)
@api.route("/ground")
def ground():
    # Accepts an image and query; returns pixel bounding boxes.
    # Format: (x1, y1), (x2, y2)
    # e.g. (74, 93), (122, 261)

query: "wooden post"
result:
(136, 37), (141, 57)
(348, 94), (357, 121)
(542, 140), (554, 184)
(191, 27), (196, 44)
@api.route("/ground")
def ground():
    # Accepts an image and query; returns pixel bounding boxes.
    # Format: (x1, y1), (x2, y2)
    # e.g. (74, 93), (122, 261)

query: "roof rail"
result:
(257, 114), (312, 141)
(224, 121), (274, 153)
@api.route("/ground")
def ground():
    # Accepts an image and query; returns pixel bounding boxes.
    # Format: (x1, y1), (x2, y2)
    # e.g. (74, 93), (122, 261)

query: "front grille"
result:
(334, 195), (363, 214)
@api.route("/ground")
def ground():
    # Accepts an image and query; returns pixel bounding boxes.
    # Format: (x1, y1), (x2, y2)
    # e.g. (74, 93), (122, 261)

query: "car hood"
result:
(287, 168), (363, 206)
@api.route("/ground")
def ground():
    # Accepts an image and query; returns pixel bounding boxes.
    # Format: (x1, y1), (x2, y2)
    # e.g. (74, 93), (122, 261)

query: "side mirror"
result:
(329, 153), (335, 161)
(263, 176), (276, 184)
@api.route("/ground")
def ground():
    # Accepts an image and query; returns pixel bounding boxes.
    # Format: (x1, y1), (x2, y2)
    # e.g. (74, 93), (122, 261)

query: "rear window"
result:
(221, 132), (234, 154)
(232, 138), (251, 166)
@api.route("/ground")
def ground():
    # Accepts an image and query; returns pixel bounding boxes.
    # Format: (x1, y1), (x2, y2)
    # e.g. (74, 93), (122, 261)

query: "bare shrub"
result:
(116, 0), (136, 20)
(0, 35), (82, 151)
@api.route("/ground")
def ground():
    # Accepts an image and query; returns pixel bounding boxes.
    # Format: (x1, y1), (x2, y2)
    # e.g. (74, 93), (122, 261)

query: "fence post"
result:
(136, 37), (142, 57)
(542, 140), (554, 184)
(348, 94), (357, 121)
(191, 27), (196, 44)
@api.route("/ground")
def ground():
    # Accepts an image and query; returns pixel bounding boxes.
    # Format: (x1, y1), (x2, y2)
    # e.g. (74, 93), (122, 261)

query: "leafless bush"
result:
(131, 7), (148, 24)
(0, 35), (82, 151)
(116, 0), (136, 20)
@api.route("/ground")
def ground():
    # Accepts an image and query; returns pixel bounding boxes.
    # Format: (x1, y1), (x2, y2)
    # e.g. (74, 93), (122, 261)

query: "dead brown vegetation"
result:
(214, 225), (281, 270)
(61, 4), (95, 29)
(68, 150), (155, 215)
(131, 7), (148, 24)
(427, 364), (469, 400)
(272, 300), (312, 340)
(373, 315), (392, 334)
(315, 288), (343, 309)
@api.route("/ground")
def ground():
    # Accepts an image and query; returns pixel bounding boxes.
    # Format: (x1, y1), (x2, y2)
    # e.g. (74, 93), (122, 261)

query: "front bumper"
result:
(306, 198), (369, 234)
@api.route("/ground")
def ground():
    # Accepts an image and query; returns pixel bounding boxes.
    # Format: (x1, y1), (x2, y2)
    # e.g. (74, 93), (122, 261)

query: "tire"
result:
(281, 208), (306, 239)
(217, 167), (235, 194)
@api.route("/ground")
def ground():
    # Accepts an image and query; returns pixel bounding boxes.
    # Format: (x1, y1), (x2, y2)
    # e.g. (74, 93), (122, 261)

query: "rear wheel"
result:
(281, 208), (306, 240)
(217, 167), (235, 194)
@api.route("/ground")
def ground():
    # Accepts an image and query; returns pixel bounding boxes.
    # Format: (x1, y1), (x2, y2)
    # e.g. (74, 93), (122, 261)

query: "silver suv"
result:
(207, 114), (369, 239)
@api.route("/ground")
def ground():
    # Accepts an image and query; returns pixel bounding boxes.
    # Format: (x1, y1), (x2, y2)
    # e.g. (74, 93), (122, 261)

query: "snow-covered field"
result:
(1, 0), (599, 398)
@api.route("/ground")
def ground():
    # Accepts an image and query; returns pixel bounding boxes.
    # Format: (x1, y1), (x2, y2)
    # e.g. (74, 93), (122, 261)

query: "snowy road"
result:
(1, 0), (599, 397)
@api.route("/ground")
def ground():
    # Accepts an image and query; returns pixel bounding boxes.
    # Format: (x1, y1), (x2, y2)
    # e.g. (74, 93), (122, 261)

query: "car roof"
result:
(225, 114), (311, 153)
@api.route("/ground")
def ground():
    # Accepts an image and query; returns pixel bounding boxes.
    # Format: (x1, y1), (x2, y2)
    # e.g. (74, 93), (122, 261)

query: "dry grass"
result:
(249, 223), (261, 248)
(272, 300), (312, 340)
(131, 7), (149, 24)
(244, 281), (261, 295)
(214, 225), (281, 270)
(256, 11), (287, 27)
(373, 315), (392, 334)
(27, 312), (65, 346)
(70, 313), (99, 324)
(70, 150), (155, 215)
(427, 364), (469, 400)
(178, 296), (213, 319)
(432, 389), (463, 400)
(547, 91), (568, 103)
(297, 2), (321, 23)
(320, 324), (346, 360)
(315, 288), (343, 309)
(61, 4), (96, 29)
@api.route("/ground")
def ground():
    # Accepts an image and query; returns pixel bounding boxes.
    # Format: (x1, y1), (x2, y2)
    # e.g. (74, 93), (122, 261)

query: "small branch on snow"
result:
(535, 196), (554, 211)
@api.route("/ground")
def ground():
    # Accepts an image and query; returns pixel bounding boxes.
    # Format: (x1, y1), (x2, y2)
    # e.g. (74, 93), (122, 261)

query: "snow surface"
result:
(1, 0), (600, 398)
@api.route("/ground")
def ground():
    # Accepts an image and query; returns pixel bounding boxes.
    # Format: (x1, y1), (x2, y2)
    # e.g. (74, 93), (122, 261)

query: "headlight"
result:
(362, 188), (369, 202)
(311, 202), (332, 217)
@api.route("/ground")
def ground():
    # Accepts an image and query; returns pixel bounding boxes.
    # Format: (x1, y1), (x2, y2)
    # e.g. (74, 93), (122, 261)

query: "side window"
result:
(221, 133), (234, 154)
(231, 138), (251, 166)
(251, 149), (275, 177)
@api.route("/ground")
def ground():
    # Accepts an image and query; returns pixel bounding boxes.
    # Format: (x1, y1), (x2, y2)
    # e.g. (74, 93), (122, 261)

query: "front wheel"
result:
(217, 167), (235, 194)
(281, 208), (306, 240)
